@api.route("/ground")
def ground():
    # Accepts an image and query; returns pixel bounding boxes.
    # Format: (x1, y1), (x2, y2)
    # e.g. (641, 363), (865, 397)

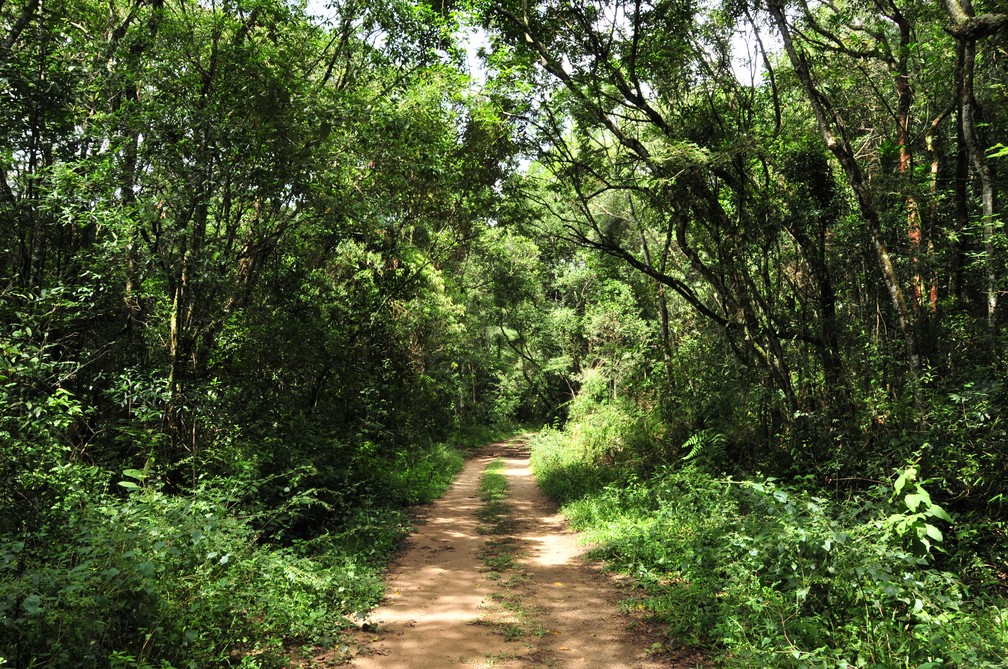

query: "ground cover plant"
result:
(531, 425), (1008, 667)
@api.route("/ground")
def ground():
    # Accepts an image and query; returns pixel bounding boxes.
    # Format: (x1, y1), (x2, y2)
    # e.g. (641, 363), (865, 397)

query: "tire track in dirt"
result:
(345, 437), (700, 668)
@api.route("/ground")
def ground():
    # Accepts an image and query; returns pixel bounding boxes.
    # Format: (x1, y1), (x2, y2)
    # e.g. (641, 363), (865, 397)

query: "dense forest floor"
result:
(319, 437), (698, 669)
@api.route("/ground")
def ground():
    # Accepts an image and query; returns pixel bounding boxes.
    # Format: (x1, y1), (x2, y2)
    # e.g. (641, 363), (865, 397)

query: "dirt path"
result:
(345, 437), (698, 669)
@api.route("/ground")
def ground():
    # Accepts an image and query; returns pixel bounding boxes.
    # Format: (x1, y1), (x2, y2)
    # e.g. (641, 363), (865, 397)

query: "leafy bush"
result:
(0, 479), (387, 669)
(0, 289), (103, 538)
(382, 443), (465, 506)
(531, 427), (1008, 667)
(716, 476), (1006, 668)
(0, 414), (474, 669)
(529, 427), (616, 502)
(531, 399), (662, 502)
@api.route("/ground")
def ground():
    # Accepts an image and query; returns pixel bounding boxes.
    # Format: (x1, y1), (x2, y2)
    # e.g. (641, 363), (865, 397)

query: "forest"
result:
(1, 0), (1006, 666)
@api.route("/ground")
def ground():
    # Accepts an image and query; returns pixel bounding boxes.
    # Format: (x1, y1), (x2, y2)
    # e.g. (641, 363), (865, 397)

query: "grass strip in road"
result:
(472, 458), (546, 644)
(477, 459), (519, 574)
(477, 458), (510, 527)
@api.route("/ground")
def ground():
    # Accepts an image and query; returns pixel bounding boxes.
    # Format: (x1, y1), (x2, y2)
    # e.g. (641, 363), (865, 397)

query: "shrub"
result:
(0, 482), (384, 668)
(531, 427), (1008, 667)
(529, 427), (615, 503)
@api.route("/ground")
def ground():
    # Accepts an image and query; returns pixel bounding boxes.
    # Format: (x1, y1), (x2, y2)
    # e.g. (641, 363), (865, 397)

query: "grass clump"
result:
(479, 458), (509, 501)
(477, 459), (517, 575)
(477, 458), (511, 526)
(481, 538), (520, 574)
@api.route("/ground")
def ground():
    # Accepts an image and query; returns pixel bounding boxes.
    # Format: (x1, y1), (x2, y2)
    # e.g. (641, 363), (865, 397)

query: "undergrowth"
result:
(530, 425), (1008, 668)
(0, 440), (465, 668)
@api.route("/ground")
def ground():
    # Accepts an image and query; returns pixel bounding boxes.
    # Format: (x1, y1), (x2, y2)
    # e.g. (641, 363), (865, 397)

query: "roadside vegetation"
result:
(1, 432), (472, 668)
(1, 0), (525, 665)
(531, 418), (1008, 667)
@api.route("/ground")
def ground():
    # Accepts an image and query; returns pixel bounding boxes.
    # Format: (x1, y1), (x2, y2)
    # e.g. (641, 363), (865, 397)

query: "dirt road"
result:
(343, 437), (696, 669)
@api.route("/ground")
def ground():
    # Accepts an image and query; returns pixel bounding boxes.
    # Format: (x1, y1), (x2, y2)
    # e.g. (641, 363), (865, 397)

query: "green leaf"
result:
(118, 481), (140, 490)
(886, 512), (906, 525)
(22, 594), (41, 615)
(924, 523), (943, 543)
(926, 504), (953, 523)
(893, 466), (916, 496)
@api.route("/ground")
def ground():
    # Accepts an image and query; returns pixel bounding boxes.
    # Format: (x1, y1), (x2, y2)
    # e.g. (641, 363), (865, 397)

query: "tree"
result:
(476, 0), (1008, 483)
(478, 0), (855, 425)
(943, 0), (1007, 329)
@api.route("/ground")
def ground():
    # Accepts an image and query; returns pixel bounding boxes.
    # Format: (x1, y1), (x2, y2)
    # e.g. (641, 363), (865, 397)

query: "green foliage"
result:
(368, 443), (466, 508)
(886, 466), (954, 556)
(5, 0), (1008, 664)
(0, 482), (386, 668)
(1, 2), (523, 665)
(531, 424), (1008, 668)
(679, 429), (727, 467)
(530, 427), (616, 503)
(0, 289), (105, 536)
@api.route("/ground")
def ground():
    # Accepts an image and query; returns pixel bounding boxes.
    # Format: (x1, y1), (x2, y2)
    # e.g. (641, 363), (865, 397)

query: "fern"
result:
(681, 429), (726, 463)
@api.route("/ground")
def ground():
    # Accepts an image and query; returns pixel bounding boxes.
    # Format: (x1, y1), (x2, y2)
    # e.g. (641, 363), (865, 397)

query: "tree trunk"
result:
(767, 0), (921, 389)
(945, 0), (1006, 330)
(893, 8), (929, 317)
